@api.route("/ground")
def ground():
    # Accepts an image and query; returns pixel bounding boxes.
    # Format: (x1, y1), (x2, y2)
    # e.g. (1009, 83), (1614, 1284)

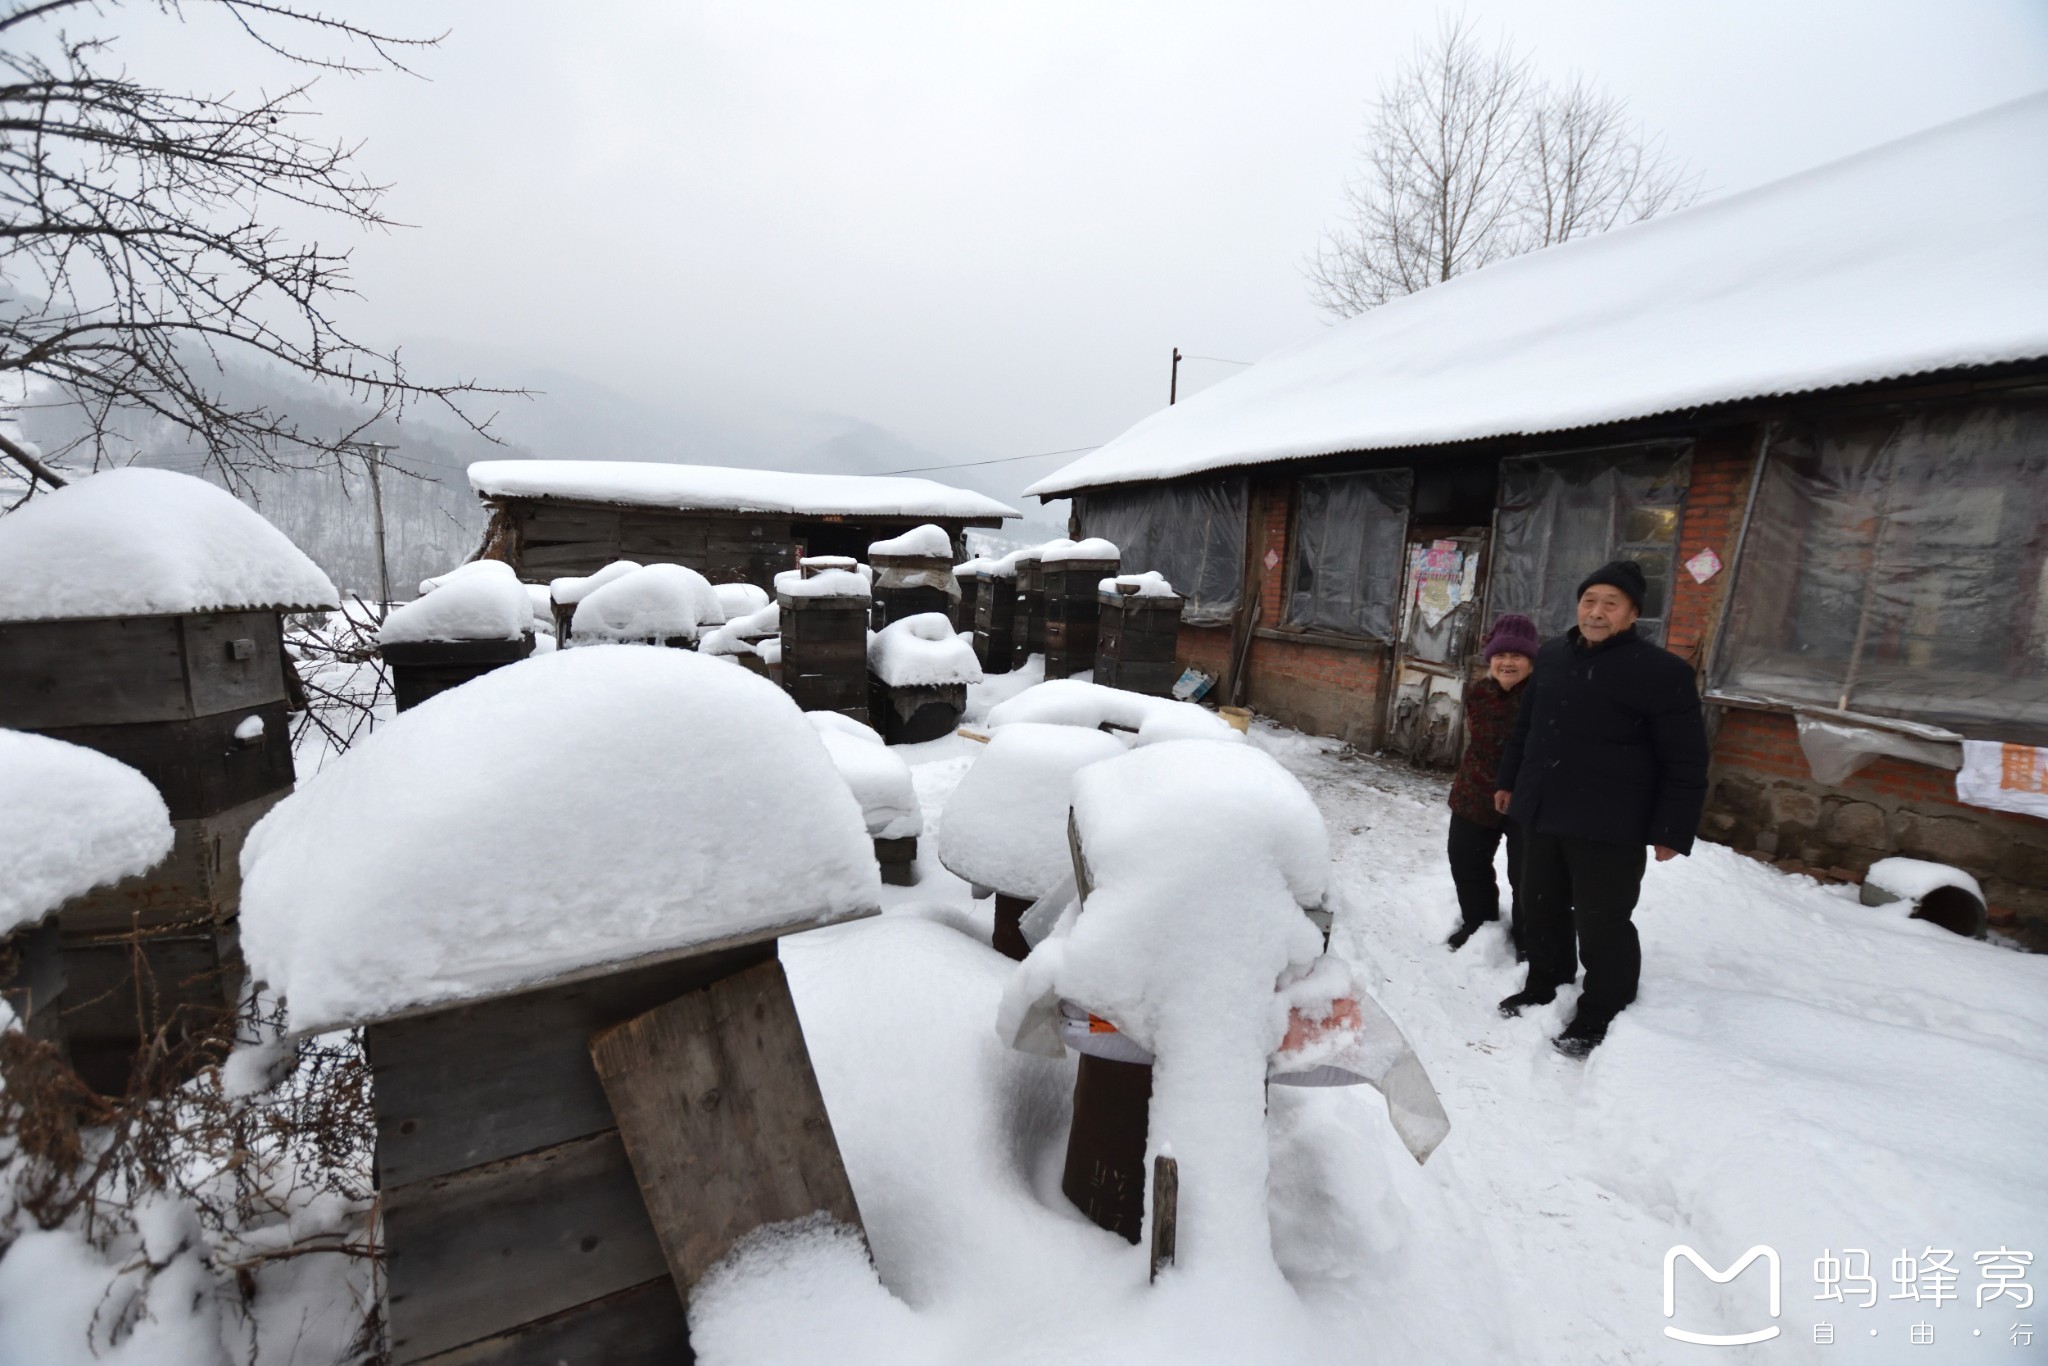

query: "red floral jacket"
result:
(1448, 676), (1526, 828)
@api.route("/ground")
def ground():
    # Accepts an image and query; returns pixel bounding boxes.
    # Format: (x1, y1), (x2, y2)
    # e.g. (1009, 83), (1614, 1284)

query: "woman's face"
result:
(1489, 651), (1532, 689)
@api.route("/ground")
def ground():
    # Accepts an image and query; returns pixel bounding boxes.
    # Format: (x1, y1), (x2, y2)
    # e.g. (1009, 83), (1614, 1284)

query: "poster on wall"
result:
(1411, 539), (1466, 630)
(1955, 740), (2048, 820)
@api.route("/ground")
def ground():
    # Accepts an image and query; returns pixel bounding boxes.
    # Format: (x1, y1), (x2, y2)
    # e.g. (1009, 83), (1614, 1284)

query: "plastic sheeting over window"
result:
(1490, 446), (1692, 645)
(1075, 478), (1247, 626)
(1714, 401), (2048, 743)
(1285, 468), (1412, 640)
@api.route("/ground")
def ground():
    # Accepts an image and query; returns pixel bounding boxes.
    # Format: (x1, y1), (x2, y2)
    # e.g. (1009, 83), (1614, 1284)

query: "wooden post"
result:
(1149, 1154), (1178, 1282)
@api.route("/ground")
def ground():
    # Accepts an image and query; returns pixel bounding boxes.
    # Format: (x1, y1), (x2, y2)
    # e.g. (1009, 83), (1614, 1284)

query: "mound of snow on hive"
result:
(0, 731), (173, 933)
(776, 567), (871, 600)
(1100, 570), (1176, 597)
(713, 581), (771, 619)
(808, 714), (922, 840)
(1040, 537), (1118, 564)
(937, 722), (1125, 898)
(240, 647), (879, 1031)
(551, 560), (641, 608)
(380, 562), (532, 644)
(986, 678), (1236, 740)
(572, 563), (725, 642)
(0, 468), (336, 620)
(870, 612), (982, 688)
(868, 524), (953, 558)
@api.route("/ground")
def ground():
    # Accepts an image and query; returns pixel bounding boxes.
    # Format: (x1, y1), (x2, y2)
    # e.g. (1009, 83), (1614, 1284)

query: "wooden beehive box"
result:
(866, 674), (967, 745)
(368, 924), (869, 1365)
(1009, 551), (1047, 663)
(974, 566), (1018, 674)
(0, 610), (303, 1090)
(867, 550), (957, 630)
(382, 634), (536, 712)
(778, 571), (872, 725)
(1042, 554), (1120, 680)
(1096, 584), (1184, 697)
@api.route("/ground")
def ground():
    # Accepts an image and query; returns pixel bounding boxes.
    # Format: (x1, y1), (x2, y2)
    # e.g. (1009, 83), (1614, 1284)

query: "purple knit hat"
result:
(1482, 613), (1542, 660)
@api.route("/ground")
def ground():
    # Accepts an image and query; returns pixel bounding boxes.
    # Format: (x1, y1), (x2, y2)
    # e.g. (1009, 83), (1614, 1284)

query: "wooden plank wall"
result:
(370, 942), (775, 1364)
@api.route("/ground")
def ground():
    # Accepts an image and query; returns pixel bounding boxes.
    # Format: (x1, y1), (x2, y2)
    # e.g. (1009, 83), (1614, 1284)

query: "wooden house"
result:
(468, 460), (1017, 589)
(1027, 97), (2048, 945)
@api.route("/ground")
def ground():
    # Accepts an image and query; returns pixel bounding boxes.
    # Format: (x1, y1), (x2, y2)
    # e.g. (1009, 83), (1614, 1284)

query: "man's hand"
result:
(1653, 845), (1678, 862)
(1493, 790), (1512, 816)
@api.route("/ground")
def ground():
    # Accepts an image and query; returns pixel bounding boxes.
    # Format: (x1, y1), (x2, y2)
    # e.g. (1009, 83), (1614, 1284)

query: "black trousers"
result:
(1518, 830), (1647, 1031)
(1447, 812), (1524, 949)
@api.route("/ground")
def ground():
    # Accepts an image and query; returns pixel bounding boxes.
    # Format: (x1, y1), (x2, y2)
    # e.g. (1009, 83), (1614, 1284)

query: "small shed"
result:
(0, 469), (336, 1091)
(469, 460), (1018, 589)
(241, 646), (881, 1364)
(0, 732), (175, 1044)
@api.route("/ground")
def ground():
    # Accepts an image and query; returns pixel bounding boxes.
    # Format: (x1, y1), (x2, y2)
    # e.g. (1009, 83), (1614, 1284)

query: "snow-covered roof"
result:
(240, 646), (879, 1031)
(0, 468), (338, 620)
(1029, 95), (2048, 497)
(0, 730), (173, 934)
(471, 459), (1020, 522)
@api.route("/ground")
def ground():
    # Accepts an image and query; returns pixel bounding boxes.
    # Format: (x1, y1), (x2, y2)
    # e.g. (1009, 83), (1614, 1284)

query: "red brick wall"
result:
(1668, 429), (1758, 666)
(1254, 481), (1289, 625)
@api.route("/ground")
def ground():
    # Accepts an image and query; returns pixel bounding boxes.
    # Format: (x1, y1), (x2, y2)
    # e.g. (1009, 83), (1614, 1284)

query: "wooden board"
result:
(411, 1278), (690, 1366)
(59, 790), (283, 936)
(0, 918), (65, 1039)
(383, 1129), (671, 1364)
(61, 932), (236, 1094)
(590, 957), (864, 1297)
(37, 702), (295, 822)
(367, 942), (776, 1189)
(0, 616), (189, 728)
(618, 513), (712, 560)
(179, 612), (290, 718)
(513, 504), (623, 546)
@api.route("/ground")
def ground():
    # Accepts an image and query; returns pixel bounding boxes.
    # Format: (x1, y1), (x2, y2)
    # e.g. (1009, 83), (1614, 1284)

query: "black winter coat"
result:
(1495, 626), (1710, 853)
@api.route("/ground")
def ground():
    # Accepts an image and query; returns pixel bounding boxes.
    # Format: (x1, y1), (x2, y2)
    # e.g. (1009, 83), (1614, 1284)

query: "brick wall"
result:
(1667, 427), (1758, 666)
(1705, 706), (2048, 945)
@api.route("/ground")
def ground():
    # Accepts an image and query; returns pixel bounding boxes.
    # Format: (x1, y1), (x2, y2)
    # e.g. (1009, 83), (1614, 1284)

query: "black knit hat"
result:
(1576, 559), (1646, 611)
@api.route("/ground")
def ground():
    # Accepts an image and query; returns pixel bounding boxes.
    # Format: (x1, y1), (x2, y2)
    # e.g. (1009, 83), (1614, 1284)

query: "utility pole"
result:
(355, 441), (398, 616)
(1169, 347), (1182, 405)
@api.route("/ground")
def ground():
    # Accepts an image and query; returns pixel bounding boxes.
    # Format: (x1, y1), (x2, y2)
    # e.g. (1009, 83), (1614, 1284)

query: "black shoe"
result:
(1497, 986), (1556, 1018)
(1446, 924), (1479, 951)
(1553, 1019), (1608, 1059)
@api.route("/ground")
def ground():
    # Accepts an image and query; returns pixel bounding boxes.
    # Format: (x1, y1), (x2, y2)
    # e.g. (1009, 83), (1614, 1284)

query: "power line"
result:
(1183, 354), (1253, 366)
(879, 443), (1101, 476)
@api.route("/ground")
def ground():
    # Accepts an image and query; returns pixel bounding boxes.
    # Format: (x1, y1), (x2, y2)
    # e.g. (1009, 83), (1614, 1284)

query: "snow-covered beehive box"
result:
(776, 559), (873, 724)
(1009, 544), (1049, 663)
(0, 468), (336, 1092)
(808, 711), (924, 883)
(1095, 572), (1183, 696)
(1040, 537), (1121, 680)
(972, 549), (1023, 675)
(240, 645), (879, 1364)
(379, 559), (537, 711)
(0, 731), (174, 1044)
(866, 611), (982, 744)
(866, 522), (960, 630)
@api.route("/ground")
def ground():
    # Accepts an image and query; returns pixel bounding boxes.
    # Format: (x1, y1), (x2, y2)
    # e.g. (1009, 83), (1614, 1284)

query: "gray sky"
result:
(101, 1), (2048, 504)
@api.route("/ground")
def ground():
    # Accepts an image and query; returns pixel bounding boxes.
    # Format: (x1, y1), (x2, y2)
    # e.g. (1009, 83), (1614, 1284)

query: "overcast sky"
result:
(103, 1), (2048, 501)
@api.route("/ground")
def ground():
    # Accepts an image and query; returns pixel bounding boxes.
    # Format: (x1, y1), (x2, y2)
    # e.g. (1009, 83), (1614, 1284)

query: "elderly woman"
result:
(1444, 613), (1541, 955)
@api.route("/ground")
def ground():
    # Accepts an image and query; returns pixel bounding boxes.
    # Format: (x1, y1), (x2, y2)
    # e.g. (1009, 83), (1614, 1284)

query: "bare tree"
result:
(1520, 74), (1699, 248)
(1308, 17), (1699, 319)
(0, 0), (516, 492)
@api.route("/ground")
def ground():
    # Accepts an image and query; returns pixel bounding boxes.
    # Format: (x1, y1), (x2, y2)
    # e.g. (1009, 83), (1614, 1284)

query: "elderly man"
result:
(1492, 559), (1709, 1058)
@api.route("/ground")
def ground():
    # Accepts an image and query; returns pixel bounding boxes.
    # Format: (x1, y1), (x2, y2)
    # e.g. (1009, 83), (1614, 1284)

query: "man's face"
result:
(1577, 585), (1639, 642)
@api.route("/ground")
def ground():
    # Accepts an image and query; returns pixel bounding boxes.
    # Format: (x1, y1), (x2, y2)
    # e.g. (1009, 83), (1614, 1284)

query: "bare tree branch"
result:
(0, 1), (521, 487)
(1308, 15), (1700, 319)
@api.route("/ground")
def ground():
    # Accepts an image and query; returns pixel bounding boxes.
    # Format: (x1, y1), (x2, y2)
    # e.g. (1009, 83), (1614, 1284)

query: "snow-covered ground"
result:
(714, 716), (2048, 1366)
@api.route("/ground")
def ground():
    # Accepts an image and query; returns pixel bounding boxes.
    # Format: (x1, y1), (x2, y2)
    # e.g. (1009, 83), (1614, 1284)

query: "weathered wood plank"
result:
(61, 932), (236, 1095)
(1149, 1154), (1178, 1282)
(590, 957), (864, 1297)
(517, 541), (628, 575)
(0, 616), (189, 728)
(59, 790), (282, 936)
(179, 612), (289, 717)
(383, 1129), (670, 1364)
(0, 918), (65, 1039)
(367, 942), (777, 1189)
(411, 1277), (690, 1366)
(618, 513), (711, 559)
(514, 505), (622, 545)
(38, 702), (295, 822)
